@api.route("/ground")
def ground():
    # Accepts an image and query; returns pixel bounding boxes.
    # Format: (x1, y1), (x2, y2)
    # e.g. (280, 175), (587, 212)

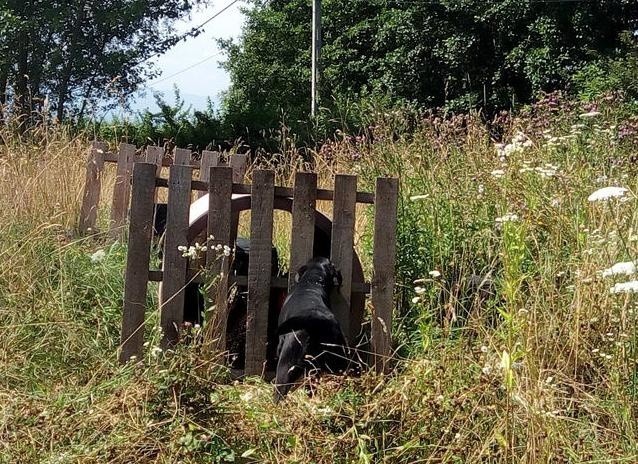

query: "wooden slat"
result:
(159, 164), (193, 347)
(145, 146), (164, 176)
(206, 166), (233, 352)
(230, 153), (248, 183)
(174, 148), (192, 166)
(197, 151), (220, 199)
(370, 177), (399, 374)
(229, 154), (248, 242)
(244, 170), (275, 376)
(148, 270), (371, 293)
(110, 143), (136, 238)
(153, 178), (375, 204)
(78, 141), (107, 234)
(120, 163), (157, 363)
(330, 174), (357, 339)
(288, 172), (317, 291)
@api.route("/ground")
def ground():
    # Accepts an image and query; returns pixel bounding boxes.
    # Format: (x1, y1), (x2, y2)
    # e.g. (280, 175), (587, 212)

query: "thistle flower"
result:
(587, 186), (628, 202)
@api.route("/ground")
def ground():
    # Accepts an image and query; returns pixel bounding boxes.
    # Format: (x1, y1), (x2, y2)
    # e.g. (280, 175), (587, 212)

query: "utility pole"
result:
(311, 0), (321, 117)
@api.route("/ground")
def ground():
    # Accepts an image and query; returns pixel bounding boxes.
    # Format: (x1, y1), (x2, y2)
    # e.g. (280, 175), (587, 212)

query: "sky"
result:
(130, 1), (245, 113)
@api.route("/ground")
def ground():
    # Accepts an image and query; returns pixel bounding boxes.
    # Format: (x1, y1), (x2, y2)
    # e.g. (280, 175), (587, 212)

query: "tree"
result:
(220, 0), (638, 136)
(0, 0), (211, 126)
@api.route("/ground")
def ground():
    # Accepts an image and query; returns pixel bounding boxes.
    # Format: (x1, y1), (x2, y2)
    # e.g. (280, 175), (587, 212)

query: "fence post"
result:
(288, 172), (317, 291)
(244, 169), (275, 376)
(78, 141), (107, 234)
(120, 163), (157, 363)
(159, 163), (193, 348)
(198, 151), (220, 199)
(370, 177), (399, 374)
(110, 143), (136, 238)
(206, 166), (233, 353)
(330, 174), (357, 338)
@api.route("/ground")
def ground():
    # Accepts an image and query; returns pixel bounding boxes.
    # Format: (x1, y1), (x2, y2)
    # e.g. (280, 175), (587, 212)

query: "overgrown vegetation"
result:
(1, 92), (638, 462)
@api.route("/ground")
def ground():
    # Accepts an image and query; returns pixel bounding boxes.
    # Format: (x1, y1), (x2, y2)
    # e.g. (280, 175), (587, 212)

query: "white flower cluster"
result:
(587, 186), (629, 202)
(518, 161), (560, 179)
(411, 271), (441, 304)
(610, 280), (638, 294)
(495, 132), (533, 161)
(600, 261), (637, 278)
(178, 242), (208, 259)
(495, 212), (519, 224)
(90, 249), (106, 263)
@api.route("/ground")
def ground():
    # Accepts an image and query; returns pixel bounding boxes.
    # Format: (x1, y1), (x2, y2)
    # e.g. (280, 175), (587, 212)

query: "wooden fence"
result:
(119, 159), (399, 376)
(78, 141), (247, 237)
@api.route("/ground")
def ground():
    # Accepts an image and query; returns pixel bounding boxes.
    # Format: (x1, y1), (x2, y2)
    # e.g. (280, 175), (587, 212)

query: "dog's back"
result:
(274, 257), (349, 400)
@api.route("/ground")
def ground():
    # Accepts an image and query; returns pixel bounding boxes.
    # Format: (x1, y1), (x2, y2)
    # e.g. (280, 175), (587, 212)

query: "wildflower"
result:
(495, 213), (519, 223)
(90, 249), (106, 263)
(490, 169), (505, 178)
(429, 270), (441, 278)
(601, 261), (637, 278)
(414, 286), (426, 295)
(480, 345), (488, 353)
(478, 184), (485, 195)
(482, 365), (492, 375)
(223, 245), (232, 257)
(579, 111), (601, 118)
(610, 280), (638, 294)
(587, 186), (628, 202)
(151, 346), (162, 356)
(410, 194), (429, 201)
(411, 296), (421, 304)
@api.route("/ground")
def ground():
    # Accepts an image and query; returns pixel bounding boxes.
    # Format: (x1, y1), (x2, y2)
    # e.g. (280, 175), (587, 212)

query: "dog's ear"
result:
(294, 265), (308, 283)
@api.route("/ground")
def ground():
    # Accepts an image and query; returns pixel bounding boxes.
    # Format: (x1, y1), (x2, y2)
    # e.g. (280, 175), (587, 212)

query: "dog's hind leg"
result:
(274, 329), (310, 402)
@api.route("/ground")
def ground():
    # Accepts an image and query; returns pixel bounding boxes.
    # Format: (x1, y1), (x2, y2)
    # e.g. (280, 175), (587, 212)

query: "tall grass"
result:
(1, 95), (638, 462)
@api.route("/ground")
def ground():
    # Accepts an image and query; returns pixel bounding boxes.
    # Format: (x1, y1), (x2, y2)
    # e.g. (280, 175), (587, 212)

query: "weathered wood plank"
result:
(159, 164), (193, 348)
(288, 172), (317, 291)
(230, 153), (248, 183)
(120, 163), (157, 363)
(174, 148), (192, 166)
(206, 166), (233, 353)
(78, 141), (107, 234)
(145, 146), (164, 176)
(197, 151), (220, 199)
(110, 143), (136, 238)
(153, 178), (375, 204)
(330, 174), (357, 339)
(370, 177), (399, 374)
(244, 170), (275, 376)
(229, 154), (248, 242)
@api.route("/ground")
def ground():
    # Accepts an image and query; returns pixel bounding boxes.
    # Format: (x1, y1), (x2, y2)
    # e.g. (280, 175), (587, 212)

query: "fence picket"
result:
(120, 163), (157, 363)
(244, 170), (275, 376)
(159, 164), (193, 347)
(206, 166), (233, 353)
(79, 141), (107, 234)
(370, 177), (399, 373)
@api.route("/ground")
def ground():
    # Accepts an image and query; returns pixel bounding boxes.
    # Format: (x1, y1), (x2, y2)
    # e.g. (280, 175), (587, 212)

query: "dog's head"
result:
(295, 257), (342, 288)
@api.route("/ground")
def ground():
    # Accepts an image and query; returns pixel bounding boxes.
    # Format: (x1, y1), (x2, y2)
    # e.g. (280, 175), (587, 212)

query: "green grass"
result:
(1, 95), (638, 462)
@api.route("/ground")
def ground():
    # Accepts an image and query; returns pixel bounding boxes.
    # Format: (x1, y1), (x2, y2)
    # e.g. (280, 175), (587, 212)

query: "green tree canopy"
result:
(220, 0), (638, 136)
(0, 0), (211, 125)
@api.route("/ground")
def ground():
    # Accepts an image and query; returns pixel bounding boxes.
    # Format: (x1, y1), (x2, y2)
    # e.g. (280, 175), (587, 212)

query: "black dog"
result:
(274, 257), (350, 402)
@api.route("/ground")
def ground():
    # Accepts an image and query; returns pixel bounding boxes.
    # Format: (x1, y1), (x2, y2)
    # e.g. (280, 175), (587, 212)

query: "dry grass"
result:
(1, 98), (638, 462)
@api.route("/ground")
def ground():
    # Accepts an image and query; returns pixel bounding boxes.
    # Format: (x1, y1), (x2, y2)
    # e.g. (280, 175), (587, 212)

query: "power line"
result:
(145, 52), (222, 89)
(134, 0), (242, 69)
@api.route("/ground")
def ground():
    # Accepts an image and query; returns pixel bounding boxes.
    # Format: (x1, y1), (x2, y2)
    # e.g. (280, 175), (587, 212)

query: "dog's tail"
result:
(274, 329), (310, 402)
